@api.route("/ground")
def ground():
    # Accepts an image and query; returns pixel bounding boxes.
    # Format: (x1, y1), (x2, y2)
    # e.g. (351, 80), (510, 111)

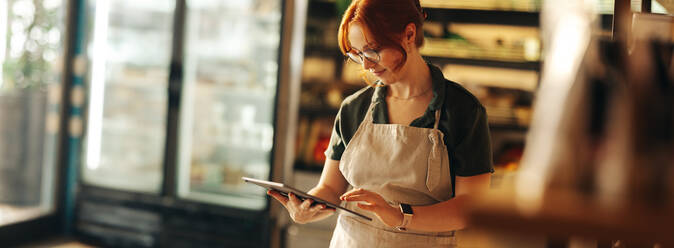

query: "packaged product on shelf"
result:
(342, 61), (380, 86)
(295, 117), (310, 162)
(420, 0), (541, 11)
(422, 23), (540, 62)
(302, 56), (336, 83)
(326, 87), (343, 109)
(441, 64), (539, 91)
(422, 21), (445, 38)
(341, 61), (364, 84)
(301, 118), (334, 166)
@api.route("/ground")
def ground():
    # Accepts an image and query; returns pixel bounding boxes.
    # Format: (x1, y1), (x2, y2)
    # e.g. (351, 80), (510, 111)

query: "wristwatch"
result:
(396, 203), (413, 231)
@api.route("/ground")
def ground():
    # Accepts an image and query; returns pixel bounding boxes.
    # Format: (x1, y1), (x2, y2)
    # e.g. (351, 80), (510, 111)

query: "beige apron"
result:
(329, 93), (456, 248)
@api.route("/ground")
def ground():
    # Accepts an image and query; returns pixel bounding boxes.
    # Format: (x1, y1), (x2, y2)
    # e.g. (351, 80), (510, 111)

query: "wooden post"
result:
(613, 0), (632, 42)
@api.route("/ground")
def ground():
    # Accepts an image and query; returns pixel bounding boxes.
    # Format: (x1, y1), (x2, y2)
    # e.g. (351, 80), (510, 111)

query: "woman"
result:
(269, 0), (493, 247)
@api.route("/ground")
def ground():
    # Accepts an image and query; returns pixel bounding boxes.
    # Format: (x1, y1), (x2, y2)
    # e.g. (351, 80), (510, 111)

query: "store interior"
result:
(0, 0), (673, 247)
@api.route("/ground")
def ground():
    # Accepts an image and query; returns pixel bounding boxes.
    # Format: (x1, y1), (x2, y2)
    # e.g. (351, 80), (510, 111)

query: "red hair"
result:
(338, 0), (426, 71)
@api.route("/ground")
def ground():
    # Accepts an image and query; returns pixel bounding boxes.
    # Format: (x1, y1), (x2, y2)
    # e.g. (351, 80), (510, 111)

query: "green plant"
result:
(2, 0), (62, 90)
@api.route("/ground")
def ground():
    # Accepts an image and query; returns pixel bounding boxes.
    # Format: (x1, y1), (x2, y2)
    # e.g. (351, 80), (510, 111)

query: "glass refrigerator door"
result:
(0, 0), (65, 225)
(82, 0), (175, 193)
(178, 0), (282, 209)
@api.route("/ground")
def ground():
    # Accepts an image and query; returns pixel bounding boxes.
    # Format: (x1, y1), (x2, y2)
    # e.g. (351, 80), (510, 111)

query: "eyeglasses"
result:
(347, 49), (381, 64)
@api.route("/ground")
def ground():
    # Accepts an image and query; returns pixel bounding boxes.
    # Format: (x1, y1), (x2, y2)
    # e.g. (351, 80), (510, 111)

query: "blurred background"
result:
(0, 0), (672, 247)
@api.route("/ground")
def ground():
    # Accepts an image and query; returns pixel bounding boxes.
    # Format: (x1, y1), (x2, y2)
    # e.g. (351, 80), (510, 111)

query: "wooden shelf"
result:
(424, 8), (613, 31)
(420, 0), (541, 12)
(294, 162), (325, 173)
(425, 56), (541, 71)
(305, 45), (543, 71)
(468, 188), (674, 246)
(425, 8), (540, 27)
(304, 45), (342, 57)
(299, 106), (339, 117)
(307, 0), (338, 20)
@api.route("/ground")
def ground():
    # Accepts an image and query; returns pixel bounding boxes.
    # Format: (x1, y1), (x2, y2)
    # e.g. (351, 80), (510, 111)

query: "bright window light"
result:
(0, 0), (8, 88)
(86, 0), (110, 170)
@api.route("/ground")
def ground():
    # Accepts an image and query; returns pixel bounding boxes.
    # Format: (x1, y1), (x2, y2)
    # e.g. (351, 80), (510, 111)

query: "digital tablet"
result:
(242, 177), (372, 221)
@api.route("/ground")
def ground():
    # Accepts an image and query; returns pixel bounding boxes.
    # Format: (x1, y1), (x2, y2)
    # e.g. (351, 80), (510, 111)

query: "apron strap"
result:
(433, 110), (441, 130)
(361, 87), (380, 124)
(363, 99), (376, 123)
(366, 86), (441, 129)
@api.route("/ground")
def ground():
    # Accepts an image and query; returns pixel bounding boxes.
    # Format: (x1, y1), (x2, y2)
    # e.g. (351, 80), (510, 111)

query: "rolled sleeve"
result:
(324, 108), (345, 161)
(452, 106), (495, 176)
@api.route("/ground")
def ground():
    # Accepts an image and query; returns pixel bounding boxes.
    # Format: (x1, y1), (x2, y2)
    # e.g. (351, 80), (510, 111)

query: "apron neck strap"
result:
(363, 86), (383, 123)
(364, 99), (376, 123)
(366, 87), (442, 129)
(433, 110), (441, 129)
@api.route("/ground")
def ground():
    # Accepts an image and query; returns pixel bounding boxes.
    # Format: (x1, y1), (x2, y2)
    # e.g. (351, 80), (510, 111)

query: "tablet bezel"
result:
(242, 177), (372, 221)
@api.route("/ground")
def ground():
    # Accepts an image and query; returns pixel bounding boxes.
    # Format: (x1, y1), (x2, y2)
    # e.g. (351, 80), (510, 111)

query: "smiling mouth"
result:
(371, 69), (385, 75)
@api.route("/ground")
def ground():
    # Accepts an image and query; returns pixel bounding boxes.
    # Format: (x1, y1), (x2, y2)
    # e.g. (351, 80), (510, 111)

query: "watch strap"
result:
(396, 203), (413, 231)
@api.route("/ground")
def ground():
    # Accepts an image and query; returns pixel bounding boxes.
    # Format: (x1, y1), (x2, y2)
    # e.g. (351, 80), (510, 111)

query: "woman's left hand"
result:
(340, 188), (403, 228)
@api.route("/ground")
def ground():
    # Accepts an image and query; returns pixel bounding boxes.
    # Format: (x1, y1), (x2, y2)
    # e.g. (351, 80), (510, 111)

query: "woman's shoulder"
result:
(339, 85), (376, 113)
(334, 85), (375, 141)
(442, 79), (485, 112)
(427, 63), (484, 112)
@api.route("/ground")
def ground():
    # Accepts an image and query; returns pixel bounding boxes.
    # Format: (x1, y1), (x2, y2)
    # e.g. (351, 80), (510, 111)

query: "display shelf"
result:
(425, 55), (541, 71)
(425, 8), (540, 27)
(441, 65), (540, 91)
(299, 106), (339, 117)
(296, 1), (539, 181)
(293, 162), (325, 173)
(424, 7), (613, 31)
(420, 0), (541, 12)
(307, 0), (338, 19)
(305, 45), (343, 57)
(468, 188), (674, 246)
(422, 35), (539, 61)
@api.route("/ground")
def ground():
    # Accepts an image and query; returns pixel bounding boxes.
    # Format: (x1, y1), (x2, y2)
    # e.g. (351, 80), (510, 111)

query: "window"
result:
(0, 0), (65, 226)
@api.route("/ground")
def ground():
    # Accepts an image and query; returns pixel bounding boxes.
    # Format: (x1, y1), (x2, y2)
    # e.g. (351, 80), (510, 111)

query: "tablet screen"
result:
(242, 177), (372, 221)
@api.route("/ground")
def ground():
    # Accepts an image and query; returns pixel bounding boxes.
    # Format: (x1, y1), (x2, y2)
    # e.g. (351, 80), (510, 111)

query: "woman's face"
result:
(347, 22), (407, 85)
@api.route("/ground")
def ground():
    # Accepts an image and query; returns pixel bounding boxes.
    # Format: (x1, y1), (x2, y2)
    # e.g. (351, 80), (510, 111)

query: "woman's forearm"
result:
(309, 159), (349, 204)
(405, 194), (471, 232)
(308, 184), (343, 204)
(406, 174), (490, 232)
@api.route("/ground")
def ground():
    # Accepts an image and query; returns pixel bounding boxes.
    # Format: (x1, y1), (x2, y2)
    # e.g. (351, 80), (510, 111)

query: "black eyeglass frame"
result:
(346, 49), (381, 64)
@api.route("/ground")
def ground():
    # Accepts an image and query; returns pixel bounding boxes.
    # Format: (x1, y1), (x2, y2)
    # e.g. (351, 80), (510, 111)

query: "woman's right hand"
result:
(268, 190), (336, 224)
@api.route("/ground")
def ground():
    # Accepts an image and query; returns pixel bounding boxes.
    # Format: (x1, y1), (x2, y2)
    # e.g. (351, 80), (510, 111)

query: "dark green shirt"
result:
(324, 63), (494, 194)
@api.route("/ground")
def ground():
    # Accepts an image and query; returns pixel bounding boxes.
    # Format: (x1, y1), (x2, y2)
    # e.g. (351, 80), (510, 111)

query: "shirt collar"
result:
(372, 62), (446, 111)
(427, 63), (447, 111)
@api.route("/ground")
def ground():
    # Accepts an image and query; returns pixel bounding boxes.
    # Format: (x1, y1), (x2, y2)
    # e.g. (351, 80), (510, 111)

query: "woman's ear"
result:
(404, 23), (417, 44)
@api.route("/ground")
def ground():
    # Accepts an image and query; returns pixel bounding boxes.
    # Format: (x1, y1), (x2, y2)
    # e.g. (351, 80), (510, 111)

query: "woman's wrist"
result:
(388, 205), (404, 228)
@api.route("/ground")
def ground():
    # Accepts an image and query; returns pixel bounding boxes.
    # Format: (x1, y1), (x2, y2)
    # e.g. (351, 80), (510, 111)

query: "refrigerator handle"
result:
(162, 0), (187, 198)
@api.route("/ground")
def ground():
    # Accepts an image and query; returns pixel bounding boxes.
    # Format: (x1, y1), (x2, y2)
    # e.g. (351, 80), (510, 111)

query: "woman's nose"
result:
(361, 58), (376, 70)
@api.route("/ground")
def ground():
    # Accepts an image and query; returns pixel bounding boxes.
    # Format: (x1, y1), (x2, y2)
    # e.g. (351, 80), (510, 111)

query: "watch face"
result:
(400, 203), (413, 214)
